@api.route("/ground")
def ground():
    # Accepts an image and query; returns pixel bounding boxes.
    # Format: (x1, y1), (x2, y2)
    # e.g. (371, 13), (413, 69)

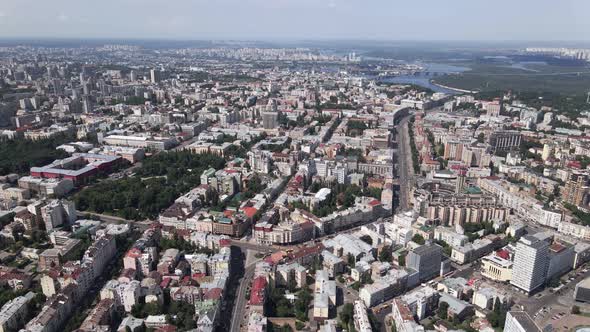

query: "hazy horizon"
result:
(0, 0), (589, 42)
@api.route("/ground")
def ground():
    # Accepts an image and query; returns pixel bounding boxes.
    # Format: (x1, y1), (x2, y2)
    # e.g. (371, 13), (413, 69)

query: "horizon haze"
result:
(0, 0), (588, 41)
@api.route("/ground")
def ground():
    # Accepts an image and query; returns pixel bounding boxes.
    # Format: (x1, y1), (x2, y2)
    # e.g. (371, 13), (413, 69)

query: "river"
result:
(377, 62), (470, 94)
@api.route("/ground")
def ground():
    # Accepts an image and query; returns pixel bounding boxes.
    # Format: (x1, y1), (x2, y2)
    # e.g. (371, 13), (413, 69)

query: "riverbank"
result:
(430, 80), (478, 94)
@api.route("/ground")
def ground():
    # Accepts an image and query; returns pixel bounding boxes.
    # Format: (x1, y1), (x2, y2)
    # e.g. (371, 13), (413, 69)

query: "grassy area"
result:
(435, 63), (590, 94)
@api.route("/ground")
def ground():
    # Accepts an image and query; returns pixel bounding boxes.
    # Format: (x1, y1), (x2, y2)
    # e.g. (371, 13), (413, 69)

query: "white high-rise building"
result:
(503, 311), (541, 332)
(510, 236), (549, 293)
(150, 69), (161, 84)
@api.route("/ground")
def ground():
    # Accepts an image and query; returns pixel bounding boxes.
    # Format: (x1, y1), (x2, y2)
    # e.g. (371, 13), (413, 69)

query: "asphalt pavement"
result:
(396, 115), (413, 212)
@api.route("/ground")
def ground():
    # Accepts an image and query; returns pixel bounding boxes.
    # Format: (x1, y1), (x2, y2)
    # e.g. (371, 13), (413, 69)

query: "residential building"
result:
(353, 301), (372, 332)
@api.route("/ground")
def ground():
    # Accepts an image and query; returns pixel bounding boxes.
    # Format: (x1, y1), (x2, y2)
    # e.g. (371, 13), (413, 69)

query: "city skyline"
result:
(0, 0), (589, 41)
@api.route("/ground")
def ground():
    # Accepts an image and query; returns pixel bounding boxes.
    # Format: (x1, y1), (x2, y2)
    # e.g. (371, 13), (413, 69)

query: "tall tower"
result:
(150, 69), (161, 84)
(562, 171), (590, 207)
(510, 236), (549, 294)
(455, 168), (467, 194)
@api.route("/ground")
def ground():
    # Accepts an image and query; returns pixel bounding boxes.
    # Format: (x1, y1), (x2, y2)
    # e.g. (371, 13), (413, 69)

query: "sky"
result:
(0, 0), (589, 41)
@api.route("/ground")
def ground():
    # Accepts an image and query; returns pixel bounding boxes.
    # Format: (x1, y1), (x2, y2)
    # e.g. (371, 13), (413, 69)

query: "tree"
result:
(0, 133), (74, 176)
(75, 151), (225, 220)
(347, 253), (356, 268)
(437, 301), (449, 320)
(339, 303), (354, 331)
(487, 298), (507, 328)
(295, 321), (305, 330)
(398, 253), (406, 267)
(572, 305), (581, 314)
(411, 234), (425, 245)
(477, 133), (485, 143)
(379, 246), (393, 262)
(359, 235), (373, 245)
(287, 276), (297, 293)
(294, 288), (312, 321)
(390, 319), (398, 332)
(546, 277), (560, 288)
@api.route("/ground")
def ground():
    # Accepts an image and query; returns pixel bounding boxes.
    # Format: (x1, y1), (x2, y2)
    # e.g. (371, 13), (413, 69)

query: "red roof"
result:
(204, 288), (223, 300)
(550, 242), (566, 253)
(160, 278), (172, 289)
(249, 276), (267, 305)
(219, 239), (231, 247)
(368, 199), (381, 206)
(191, 273), (205, 280)
(266, 251), (287, 265)
(287, 244), (324, 262)
(568, 161), (582, 169)
(156, 325), (177, 332)
(242, 207), (258, 219)
(495, 249), (510, 260)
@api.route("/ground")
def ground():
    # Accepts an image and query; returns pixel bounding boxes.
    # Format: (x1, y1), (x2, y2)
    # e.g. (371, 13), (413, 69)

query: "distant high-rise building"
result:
(268, 82), (279, 93)
(455, 169), (466, 194)
(47, 66), (55, 79)
(406, 243), (442, 282)
(30, 96), (41, 110)
(510, 236), (549, 293)
(19, 98), (32, 110)
(562, 171), (589, 207)
(541, 143), (555, 161)
(130, 70), (137, 82)
(485, 99), (502, 117)
(489, 130), (522, 152)
(82, 96), (93, 113)
(150, 69), (161, 84)
(82, 82), (91, 95)
(50, 79), (63, 95)
(262, 111), (279, 129)
(503, 311), (541, 332)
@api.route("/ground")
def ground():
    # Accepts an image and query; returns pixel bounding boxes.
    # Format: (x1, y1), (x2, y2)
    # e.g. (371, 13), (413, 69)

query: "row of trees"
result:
(407, 117), (421, 174)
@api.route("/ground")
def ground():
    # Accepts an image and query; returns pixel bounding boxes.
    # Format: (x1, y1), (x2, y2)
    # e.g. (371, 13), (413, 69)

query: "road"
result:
(229, 239), (281, 254)
(76, 210), (153, 230)
(173, 135), (200, 151)
(395, 115), (414, 212)
(516, 264), (590, 321)
(230, 252), (258, 332)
